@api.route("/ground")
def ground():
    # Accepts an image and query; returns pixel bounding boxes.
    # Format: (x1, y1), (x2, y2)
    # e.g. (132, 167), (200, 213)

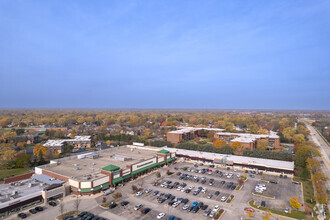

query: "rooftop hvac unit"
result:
(11, 191), (17, 196)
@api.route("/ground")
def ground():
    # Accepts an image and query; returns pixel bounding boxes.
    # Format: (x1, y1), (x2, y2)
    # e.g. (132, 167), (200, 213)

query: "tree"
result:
(306, 158), (321, 173)
(257, 139), (269, 151)
(73, 196), (81, 211)
(258, 129), (268, 135)
(33, 145), (48, 158)
(311, 172), (328, 182)
(219, 140), (227, 148)
(296, 125), (310, 137)
(70, 129), (77, 139)
(102, 197), (107, 203)
(17, 142), (25, 148)
(112, 192), (122, 200)
(283, 127), (295, 141)
(237, 178), (244, 185)
(246, 211), (254, 217)
(2, 149), (17, 161)
(231, 141), (242, 149)
(249, 123), (259, 134)
(293, 134), (305, 144)
(132, 185), (138, 193)
(106, 140), (111, 146)
(14, 152), (31, 168)
(234, 145), (245, 156)
(156, 172), (161, 178)
(289, 196), (301, 209)
(262, 211), (271, 220)
(2, 131), (17, 142)
(213, 140), (222, 149)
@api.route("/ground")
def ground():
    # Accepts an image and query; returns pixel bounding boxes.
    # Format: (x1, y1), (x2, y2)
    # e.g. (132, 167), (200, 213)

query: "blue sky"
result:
(0, 0), (329, 110)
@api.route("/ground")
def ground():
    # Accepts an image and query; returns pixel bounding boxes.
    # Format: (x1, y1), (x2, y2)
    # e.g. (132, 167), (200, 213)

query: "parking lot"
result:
(97, 160), (303, 220)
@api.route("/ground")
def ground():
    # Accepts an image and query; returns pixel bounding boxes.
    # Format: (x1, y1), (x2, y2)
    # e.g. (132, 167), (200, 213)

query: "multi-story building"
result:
(43, 136), (91, 153)
(167, 127), (225, 143)
(214, 131), (280, 150)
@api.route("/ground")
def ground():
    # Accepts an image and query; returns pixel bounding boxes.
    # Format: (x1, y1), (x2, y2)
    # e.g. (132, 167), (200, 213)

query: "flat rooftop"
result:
(38, 146), (158, 181)
(169, 127), (225, 134)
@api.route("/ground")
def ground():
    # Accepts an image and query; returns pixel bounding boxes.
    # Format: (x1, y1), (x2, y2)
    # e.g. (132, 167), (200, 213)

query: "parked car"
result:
(284, 208), (289, 213)
(270, 180), (278, 184)
(29, 209), (38, 214)
(157, 213), (166, 219)
(215, 191), (220, 196)
(261, 201), (266, 207)
(134, 204), (143, 210)
(35, 206), (44, 212)
(207, 194), (213, 199)
(121, 201), (129, 206)
(145, 188), (152, 193)
(109, 203), (117, 209)
(136, 191), (143, 196)
(48, 201), (57, 206)
(141, 208), (151, 214)
(153, 190), (160, 196)
(244, 208), (255, 212)
(204, 208), (211, 216)
(18, 213), (27, 219)
(209, 211), (216, 218)
(182, 205), (189, 210)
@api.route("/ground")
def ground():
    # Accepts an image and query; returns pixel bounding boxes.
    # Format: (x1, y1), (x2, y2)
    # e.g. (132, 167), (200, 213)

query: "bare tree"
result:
(73, 196), (81, 211)
(59, 202), (65, 215)
(138, 178), (144, 188)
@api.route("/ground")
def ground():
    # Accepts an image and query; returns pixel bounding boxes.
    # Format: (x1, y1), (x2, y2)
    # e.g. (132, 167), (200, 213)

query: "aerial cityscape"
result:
(0, 1), (329, 220)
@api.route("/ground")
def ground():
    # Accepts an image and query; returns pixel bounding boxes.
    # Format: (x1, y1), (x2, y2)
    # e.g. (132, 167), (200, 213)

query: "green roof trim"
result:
(157, 149), (170, 154)
(102, 182), (110, 188)
(112, 177), (124, 185)
(102, 164), (120, 172)
(80, 188), (91, 193)
(131, 163), (159, 176)
(166, 157), (175, 163)
(123, 175), (131, 180)
(93, 185), (102, 191)
(159, 162), (165, 165)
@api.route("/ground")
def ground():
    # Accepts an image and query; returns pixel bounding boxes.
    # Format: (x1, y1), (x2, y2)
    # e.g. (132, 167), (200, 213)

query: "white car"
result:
(177, 186), (182, 191)
(189, 185), (195, 190)
(284, 208), (289, 213)
(221, 196), (227, 202)
(182, 204), (189, 210)
(134, 204), (143, 210)
(172, 202), (180, 207)
(136, 191), (143, 196)
(181, 188), (186, 192)
(213, 205), (220, 212)
(145, 189), (152, 193)
(237, 174), (241, 178)
(202, 187), (207, 193)
(157, 213), (166, 219)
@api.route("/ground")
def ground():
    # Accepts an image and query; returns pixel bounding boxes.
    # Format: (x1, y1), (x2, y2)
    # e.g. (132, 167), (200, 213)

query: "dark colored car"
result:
(231, 185), (236, 190)
(35, 206), (44, 212)
(270, 180), (278, 184)
(48, 201), (57, 206)
(201, 204), (208, 210)
(192, 206), (200, 213)
(121, 201), (129, 206)
(141, 208), (151, 214)
(261, 201), (266, 207)
(29, 209), (38, 214)
(187, 206), (194, 212)
(168, 201), (175, 206)
(215, 191), (220, 196)
(109, 204), (117, 209)
(78, 212), (88, 217)
(182, 198), (189, 204)
(18, 213), (27, 219)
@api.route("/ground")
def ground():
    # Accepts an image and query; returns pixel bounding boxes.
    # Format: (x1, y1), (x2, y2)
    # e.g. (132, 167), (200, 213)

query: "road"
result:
(303, 121), (330, 217)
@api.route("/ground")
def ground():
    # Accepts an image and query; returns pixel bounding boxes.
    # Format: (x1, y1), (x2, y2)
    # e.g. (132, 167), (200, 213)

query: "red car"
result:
(244, 208), (255, 212)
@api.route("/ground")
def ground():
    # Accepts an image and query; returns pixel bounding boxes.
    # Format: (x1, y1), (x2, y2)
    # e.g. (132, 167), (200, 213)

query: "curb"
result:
(252, 192), (275, 199)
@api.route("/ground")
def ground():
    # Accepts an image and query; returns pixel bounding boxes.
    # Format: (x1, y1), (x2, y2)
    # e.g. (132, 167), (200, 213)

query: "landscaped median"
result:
(235, 185), (243, 191)
(225, 195), (234, 203)
(252, 192), (275, 199)
(56, 211), (79, 220)
(249, 200), (306, 219)
(213, 209), (225, 219)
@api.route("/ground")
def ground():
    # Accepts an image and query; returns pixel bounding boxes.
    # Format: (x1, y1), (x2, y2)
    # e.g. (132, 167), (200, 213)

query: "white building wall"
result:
(80, 181), (91, 189)
(69, 179), (79, 188)
(132, 158), (157, 171)
(93, 176), (109, 186)
(158, 156), (164, 162)
(122, 169), (131, 176)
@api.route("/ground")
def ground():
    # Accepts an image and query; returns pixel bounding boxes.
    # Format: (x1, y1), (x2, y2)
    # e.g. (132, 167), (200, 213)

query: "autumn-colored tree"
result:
(306, 158), (321, 173)
(296, 125), (310, 137)
(231, 141), (242, 149)
(70, 129), (77, 139)
(289, 196), (301, 209)
(311, 172), (328, 183)
(106, 140), (111, 146)
(262, 211), (271, 220)
(258, 129), (268, 135)
(33, 145), (48, 158)
(213, 140), (222, 149)
(293, 134), (305, 144)
(257, 139), (269, 150)
(17, 142), (25, 148)
(237, 178), (244, 185)
(234, 145), (245, 156)
(283, 127), (295, 140)
(2, 131), (17, 142)
(218, 140), (227, 148)
(2, 149), (17, 161)
(249, 123), (259, 134)
(246, 211), (254, 217)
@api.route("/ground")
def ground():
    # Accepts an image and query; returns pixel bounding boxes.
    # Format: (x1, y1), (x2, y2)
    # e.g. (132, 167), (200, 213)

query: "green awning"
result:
(102, 164), (120, 172)
(93, 185), (102, 191)
(123, 175), (131, 180)
(80, 188), (91, 193)
(102, 182), (110, 188)
(112, 177), (124, 185)
(159, 162), (165, 165)
(157, 149), (170, 154)
(166, 157), (175, 163)
(131, 163), (159, 176)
